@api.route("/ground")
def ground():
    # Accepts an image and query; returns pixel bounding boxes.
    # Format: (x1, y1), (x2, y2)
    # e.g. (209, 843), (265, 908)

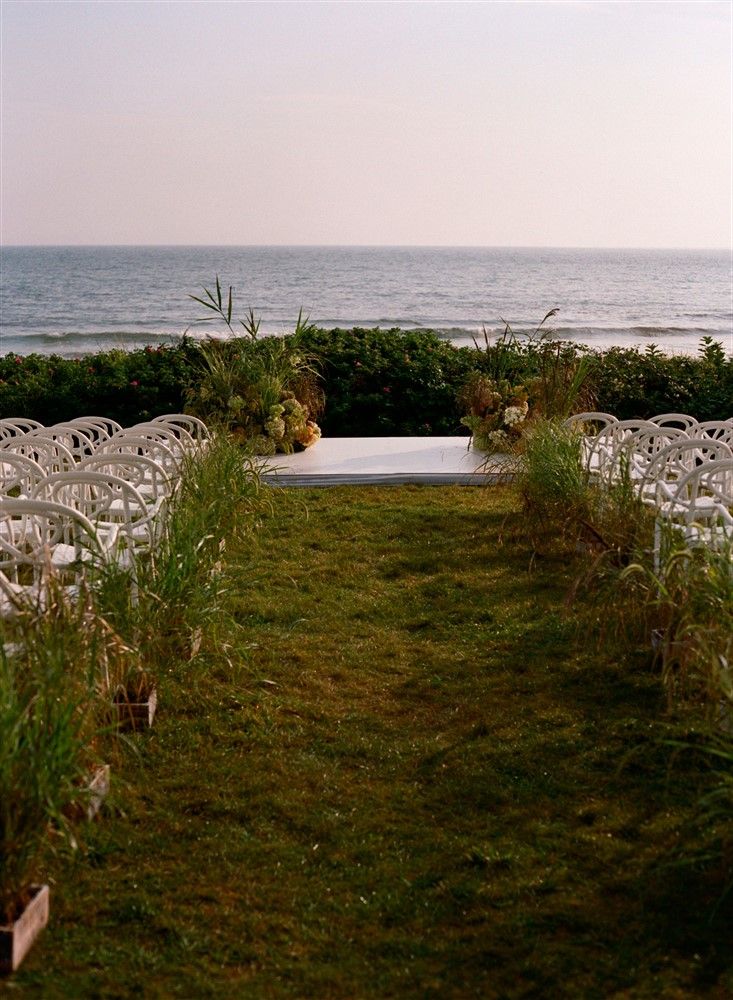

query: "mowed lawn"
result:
(8, 486), (732, 998)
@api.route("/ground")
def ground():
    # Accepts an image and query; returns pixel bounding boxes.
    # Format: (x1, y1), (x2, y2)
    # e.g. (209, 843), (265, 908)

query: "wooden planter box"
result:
(0, 884), (49, 974)
(113, 687), (157, 732)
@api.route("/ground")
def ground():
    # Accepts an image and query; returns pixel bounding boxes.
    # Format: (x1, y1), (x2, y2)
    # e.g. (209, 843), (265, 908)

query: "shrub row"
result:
(0, 342), (200, 428)
(1, 329), (730, 432)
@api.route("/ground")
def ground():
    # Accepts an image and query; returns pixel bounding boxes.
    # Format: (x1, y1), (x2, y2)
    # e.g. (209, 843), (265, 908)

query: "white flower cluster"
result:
(488, 429), (512, 450)
(503, 402), (529, 427)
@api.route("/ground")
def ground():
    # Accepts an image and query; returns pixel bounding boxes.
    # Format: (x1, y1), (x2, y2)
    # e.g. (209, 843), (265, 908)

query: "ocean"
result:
(0, 245), (731, 357)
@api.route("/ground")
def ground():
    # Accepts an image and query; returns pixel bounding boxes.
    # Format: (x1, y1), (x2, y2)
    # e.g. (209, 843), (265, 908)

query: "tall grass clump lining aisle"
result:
(520, 417), (733, 897)
(80, 436), (262, 668)
(519, 420), (589, 546)
(520, 418), (655, 558)
(0, 590), (100, 923)
(0, 433), (263, 953)
(95, 436), (265, 670)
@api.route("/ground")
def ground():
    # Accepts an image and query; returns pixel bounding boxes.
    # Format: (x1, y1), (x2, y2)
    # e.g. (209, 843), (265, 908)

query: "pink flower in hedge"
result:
(14, 356), (22, 364)
(129, 380), (139, 387)
(383, 386), (391, 394)
(354, 360), (362, 367)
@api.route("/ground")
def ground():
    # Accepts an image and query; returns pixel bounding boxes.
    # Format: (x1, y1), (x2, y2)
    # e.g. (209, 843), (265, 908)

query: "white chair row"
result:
(564, 412), (733, 567)
(565, 412), (733, 437)
(1, 414), (210, 496)
(0, 450), (173, 508)
(1, 413), (209, 438)
(0, 476), (165, 617)
(0, 413), (209, 462)
(566, 413), (732, 479)
(0, 498), (112, 617)
(0, 415), (211, 617)
(564, 414), (733, 486)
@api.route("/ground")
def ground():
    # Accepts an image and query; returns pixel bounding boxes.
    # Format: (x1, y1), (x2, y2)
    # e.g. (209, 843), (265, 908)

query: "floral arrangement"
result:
(458, 373), (530, 452)
(186, 278), (324, 455)
(247, 391), (322, 456)
(196, 351), (324, 456)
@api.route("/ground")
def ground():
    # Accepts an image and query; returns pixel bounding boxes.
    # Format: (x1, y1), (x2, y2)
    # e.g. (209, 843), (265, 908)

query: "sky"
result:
(1, 1), (731, 248)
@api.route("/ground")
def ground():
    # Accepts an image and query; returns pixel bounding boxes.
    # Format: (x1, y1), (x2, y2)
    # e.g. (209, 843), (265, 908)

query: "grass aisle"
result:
(9, 486), (732, 998)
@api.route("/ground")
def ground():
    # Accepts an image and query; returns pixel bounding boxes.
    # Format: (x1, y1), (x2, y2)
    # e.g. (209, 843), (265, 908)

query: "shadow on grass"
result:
(9, 485), (733, 998)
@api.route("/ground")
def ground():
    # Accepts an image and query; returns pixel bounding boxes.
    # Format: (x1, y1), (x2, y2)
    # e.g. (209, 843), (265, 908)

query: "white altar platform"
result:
(259, 437), (518, 487)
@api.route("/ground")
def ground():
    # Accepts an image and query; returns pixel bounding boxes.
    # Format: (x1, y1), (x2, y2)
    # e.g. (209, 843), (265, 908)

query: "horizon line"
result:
(1, 242), (730, 252)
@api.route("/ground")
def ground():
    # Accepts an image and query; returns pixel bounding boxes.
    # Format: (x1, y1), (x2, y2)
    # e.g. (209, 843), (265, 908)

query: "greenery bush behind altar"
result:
(0, 327), (730, 433)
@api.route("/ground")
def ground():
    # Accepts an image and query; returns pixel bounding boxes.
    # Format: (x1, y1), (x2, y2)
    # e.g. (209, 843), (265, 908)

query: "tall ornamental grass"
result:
(520, 417), (653, 560)
(621, 532), (733, 714)
(0, 431), (262, 922)
(683, 732), (733, 902)
(520, 417), (733, 893)
(630, 535), (733, 898)
(519, 419), (592, 550)
(0, 587), (106, 922)
(94, 431), (263, 674)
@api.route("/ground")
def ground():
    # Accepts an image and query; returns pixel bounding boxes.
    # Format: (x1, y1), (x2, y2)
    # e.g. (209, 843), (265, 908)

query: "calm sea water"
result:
(1, 245), (731, 357)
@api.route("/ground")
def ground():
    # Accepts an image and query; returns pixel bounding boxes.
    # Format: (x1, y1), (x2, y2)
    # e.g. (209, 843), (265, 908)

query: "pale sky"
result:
(1, 0), (730, 247)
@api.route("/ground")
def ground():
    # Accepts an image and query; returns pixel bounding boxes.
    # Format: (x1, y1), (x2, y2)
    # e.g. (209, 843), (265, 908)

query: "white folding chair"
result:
(563, 412), (618, 432)
(77, 453), (173, 514)
(641, 439), (733, 512)
(96, 435), (181, 482)
(33, 471), (162, 563)
(150, 414), (211, 453)
(0, 418), (44, 442)
(654, 460), (733, 569)
(27, 424), (96, 462)
(105, 425), (188, 468)
(585, 420), (658, 484)
(613, 426), (689, 499)
(0, 498), (109, 606)
(695, 421), (733, 445)
(648, 413), (698, 432)
(0, 453), (47, 498)
(66, 416), (124, 447)
(128, 422), (196, 461)
(2, 434), (76, 474)
(564, 413), (618, 472)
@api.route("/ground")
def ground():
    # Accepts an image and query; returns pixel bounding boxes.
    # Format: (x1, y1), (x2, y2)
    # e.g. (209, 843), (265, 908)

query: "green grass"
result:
(5, 486), (732, 998)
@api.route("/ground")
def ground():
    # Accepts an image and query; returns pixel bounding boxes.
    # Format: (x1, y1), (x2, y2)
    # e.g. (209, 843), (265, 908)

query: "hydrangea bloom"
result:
(503, 403), (528, 427)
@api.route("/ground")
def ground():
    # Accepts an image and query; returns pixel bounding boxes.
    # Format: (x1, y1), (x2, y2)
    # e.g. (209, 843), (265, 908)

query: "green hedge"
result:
(589, 341), (733, 422)
(1, 330), (730, 433)
(298, 327), (477, 435)
(0, 343), (200, 427)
